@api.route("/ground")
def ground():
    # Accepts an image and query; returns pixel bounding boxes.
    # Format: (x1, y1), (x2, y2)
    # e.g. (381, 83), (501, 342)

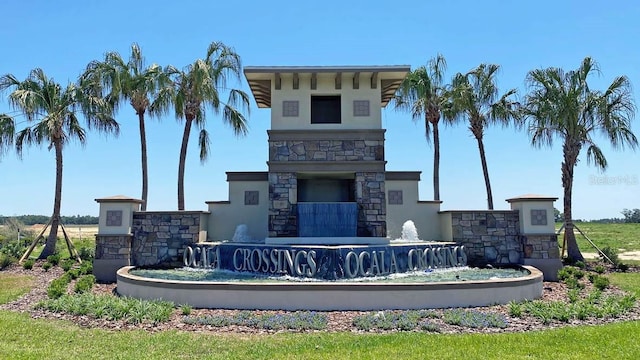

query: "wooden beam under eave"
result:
(311, 72), (317, 90)
(274, 73), (281, 90)
(293, 73), (299, 89)
(370, 72), (378, 89)
(335, 72), (342, 89)
(353, 72), (360, 89)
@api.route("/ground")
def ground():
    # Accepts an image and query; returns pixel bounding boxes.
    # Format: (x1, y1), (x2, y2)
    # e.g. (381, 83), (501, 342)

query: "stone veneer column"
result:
(507, 195), (562, 281)
(94, 196), (143, 282)
(268, 172), (297, 237)
(356, 172), (386, 237)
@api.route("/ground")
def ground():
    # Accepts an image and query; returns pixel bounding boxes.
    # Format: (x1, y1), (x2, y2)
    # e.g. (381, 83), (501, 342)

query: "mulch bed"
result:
(1, 262), (639, 335)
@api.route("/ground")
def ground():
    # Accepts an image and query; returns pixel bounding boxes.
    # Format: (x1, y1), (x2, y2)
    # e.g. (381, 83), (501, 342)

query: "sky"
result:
(0, 0), (639, 220)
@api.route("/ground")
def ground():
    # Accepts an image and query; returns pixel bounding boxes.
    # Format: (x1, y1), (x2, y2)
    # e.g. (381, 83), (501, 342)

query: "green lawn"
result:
(557, 222), (640, 253)
(1, 272), (640, 359)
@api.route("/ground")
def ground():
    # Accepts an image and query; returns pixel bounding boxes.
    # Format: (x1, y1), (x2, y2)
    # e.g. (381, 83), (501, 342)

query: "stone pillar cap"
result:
(95, 195), (144, 204)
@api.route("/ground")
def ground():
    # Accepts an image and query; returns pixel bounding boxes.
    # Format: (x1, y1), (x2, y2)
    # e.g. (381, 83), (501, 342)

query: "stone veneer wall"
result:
(95, 235), (132, 262)
(131, 212), (203, 267)
(268, 131), (387, 238)
(449, 210), (522, 265)
(269, 172), (297, 237)
(269, 139), (384, 162)
(356, 172), (386, 237)
(522, 234), (560, 260)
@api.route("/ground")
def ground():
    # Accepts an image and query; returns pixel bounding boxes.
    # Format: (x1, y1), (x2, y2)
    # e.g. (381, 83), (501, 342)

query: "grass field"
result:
(559, 222), (640, 252)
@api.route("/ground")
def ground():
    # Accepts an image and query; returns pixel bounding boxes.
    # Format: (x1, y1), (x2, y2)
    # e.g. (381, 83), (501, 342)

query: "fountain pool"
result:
(116, 264), (543, 310)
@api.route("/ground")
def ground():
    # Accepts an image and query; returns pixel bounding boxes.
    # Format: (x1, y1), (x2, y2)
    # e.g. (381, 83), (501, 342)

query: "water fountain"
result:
(102, 65), (555, 310)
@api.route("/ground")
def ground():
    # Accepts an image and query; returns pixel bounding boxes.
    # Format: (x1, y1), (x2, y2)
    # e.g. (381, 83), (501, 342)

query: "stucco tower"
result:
(244, 66), (409, 241)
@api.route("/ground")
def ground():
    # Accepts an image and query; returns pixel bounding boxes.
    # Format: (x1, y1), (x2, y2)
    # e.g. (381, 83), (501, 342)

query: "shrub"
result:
(79, 261), (93, 275)
(617, 263), (629, 272)
(78, 247), (95, 261)
(22, 259), (35, 270)
(61, 259), (75, 272)
(74, 275), (96, 294)
(574, 260), (585, 269)
(47, 278), (69, 299)
(0, 239), (25, 258)
(592, 275), (610, 291)
(42, 262), (52, 272)
(600, 246), (620, 266)
(0, 254), (16, 269)
(594, 265), (606, 274)
(67, 269), (80, 280)
(46, 254), (61, 266)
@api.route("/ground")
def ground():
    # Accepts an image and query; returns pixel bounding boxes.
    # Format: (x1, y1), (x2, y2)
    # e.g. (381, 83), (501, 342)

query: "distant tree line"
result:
(621, 209), (640, 223)
(0, 215), (98, 226)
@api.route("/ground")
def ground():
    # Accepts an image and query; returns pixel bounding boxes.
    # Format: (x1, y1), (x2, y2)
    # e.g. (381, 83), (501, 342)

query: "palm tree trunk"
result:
(476, 137), (494, 210)
(40, 139), (63, 259)
(432, 121), (440, 201)
(138, 112), (148, 211)
(562, 141), (584, 262)
(177, 117), (193, 210)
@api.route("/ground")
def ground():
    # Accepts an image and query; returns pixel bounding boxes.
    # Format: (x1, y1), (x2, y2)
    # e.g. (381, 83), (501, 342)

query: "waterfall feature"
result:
(298, 202), (358, 237)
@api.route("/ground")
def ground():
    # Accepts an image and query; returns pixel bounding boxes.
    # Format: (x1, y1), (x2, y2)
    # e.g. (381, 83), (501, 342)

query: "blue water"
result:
(129, 267), (531, 283)
(298, 202), (358, 237)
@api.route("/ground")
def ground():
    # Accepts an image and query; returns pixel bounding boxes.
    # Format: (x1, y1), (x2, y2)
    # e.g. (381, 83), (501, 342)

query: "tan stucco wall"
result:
(271, 73), (382, 130)
(509, 200), (556, 234)
(207, 180), (269, 241)
(97, 202), (139, 235)
(385, 180), (442, 240)
(439, 212), (453, 242)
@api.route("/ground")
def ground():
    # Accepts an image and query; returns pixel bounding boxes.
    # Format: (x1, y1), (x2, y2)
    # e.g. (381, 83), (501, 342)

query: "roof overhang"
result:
(244, 65), (410, 108)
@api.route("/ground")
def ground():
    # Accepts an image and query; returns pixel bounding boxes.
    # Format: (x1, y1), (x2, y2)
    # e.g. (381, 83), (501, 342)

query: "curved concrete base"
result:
(116, 266), (543, 310)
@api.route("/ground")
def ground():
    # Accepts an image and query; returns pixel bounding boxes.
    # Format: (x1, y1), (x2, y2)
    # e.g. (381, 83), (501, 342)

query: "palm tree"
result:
(394, 54), (451, 200)
(169, 41), (250, 210)
(0, 114), (14, 157)
(0, 68), (118, 258)
(523, 57), (637, 262)
(81, 43), (173, 211)
(451, 64), (520, 209)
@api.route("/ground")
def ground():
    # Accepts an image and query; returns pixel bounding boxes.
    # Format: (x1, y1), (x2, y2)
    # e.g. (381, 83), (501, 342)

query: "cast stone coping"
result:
(95, 195), (144, 204)
(505, 194), (559, 203)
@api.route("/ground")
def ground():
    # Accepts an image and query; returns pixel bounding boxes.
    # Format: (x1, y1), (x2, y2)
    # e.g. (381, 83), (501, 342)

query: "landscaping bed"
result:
(1, 261), (639, 335)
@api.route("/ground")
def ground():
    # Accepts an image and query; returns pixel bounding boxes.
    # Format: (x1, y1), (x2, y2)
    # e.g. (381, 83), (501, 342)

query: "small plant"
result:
(46, 254), (61, 266)
(79, 261), (93, 275)
(592, 275), (610, 291)
(67, 269), (80, 280)
(74, 275), (96, 294)
(617, 263), (629, 272)
(42, 262), (52, 272)
(419, 320), (441, 332)
(574, 260), (585, 269)
(22, 259), (35, 270)
(594, 265), (606, 274)
(599, 246), (620, 266)
(508, 301), (523, 317)
(61, 259), (75, 272)
(564, 277), (584, 290)
(567, 288), (581, 303)
(0, 254), (16, 269)
(180, 304), (192, 316)
(78, 247), (95, 261)
(47, 278), (69, 299)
